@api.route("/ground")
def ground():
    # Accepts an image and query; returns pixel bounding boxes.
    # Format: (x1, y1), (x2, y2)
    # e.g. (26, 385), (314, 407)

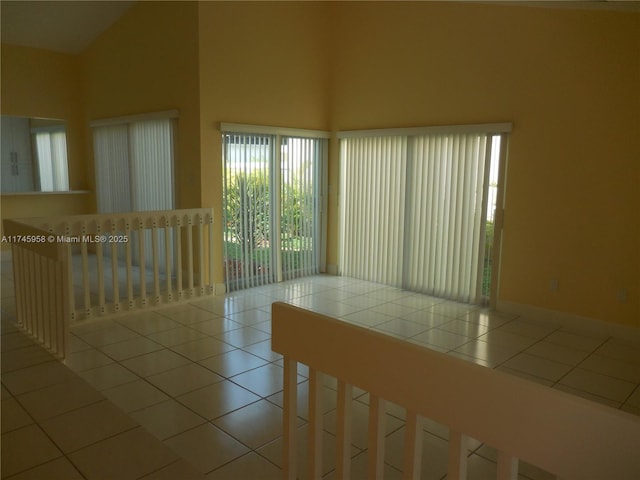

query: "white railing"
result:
(271, 302), (640, 480)
(4, 208), (216, 359)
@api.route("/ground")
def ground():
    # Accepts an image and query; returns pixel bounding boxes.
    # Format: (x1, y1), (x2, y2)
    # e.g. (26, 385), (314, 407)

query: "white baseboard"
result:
(496, 300), (640, 342)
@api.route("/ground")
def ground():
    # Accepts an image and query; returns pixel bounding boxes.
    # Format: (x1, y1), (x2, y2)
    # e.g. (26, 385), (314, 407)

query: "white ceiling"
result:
(1, 1), (135, 55)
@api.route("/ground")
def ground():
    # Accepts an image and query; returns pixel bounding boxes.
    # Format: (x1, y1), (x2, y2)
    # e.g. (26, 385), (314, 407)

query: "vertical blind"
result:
(34, 129), (69, 192)
(221, 124), (328, 291)
(92, 113), (176, 271)
(339, 124), (509, 304)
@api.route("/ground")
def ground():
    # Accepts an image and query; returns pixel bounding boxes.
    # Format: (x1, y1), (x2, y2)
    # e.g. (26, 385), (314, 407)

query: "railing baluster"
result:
(110, 219), (119, 312)
(497, 451), (518, 480)
(403, 410), (423, 480)
(283, 357), (298, 480)
(176, 217), (183, 299)
(448, 430), (468, 480)
(125, 223), (133, 308)
(197, 219), (204, 295)
(187, 216), (194, 294)
(164, 219), (172, 301)
(335, 380), (353, 480)
(208, 213), (214, 294)
(42, 257), (52, 349)
(81, 223), (91, 319)
(368, 395), (386, 480)
(96, 224), (106, 313)
(34, 254), (43, 342)
(138, 220), (146, 305)
(151, 221), (160, 304)
(308, 368), (324, 480)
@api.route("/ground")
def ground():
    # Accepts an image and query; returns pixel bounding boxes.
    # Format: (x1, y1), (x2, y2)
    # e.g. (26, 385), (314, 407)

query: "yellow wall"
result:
(81, 1), (201, 213)
(197, 1), (332, 283)
(0, 44), (90, 236)
(3, 2), (637, 327)
(327, 2), (639, 326)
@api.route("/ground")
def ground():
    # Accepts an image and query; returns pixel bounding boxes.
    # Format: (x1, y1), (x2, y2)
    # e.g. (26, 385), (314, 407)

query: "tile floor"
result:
(2, 260), (640, 479)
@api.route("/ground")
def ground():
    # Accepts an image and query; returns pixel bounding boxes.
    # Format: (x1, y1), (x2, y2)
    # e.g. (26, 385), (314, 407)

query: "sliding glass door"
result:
(222, 128), (326, 291)
(339, 124), (509, 305)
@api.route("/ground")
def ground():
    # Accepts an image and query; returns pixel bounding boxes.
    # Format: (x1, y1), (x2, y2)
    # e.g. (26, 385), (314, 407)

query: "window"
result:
(338, 123), (510, 304)
(221, 123), (328, 291)
(33, 127), (69, 192)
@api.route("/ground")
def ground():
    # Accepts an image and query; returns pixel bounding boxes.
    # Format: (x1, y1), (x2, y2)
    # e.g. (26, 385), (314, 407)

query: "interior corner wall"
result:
(81, 1), (201, 214)
(197, 1), (332, 285)
(0, 44), (90, 246)
(327, 2), (639, 327)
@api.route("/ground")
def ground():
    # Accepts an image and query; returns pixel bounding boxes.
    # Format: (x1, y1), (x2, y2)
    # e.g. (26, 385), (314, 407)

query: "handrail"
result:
(271, 302), (640, 480)
(4, 208), (216, 360)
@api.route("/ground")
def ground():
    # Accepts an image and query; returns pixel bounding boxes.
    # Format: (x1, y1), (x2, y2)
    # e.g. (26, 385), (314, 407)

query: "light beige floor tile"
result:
(198, 349), (268, 378)
(501, 353), (572, 382)
(131, 399), (206, 440)
(40, 400), (137, 453)
(224, 309), (271, 326)
(437, 319), (490, 338)
(158, 304), (220, 324)
(323, 400), (404, 450)
(99, 336), (164, 361)
(544, 330), (606, 352)
(1, 424), (62, 477)
(558, 368), (636, 403)
(625, 385), (640, 408)
(78, 362), (139, 390)
(0, 346), (57, 375)
(267, 380), (337, 420)
(147, 363), (223, 396)
(524, 340), (590, 366)
(578, 354), (640, 383)
(163, 423), (249, 474)
(494, 318), (558, 340)
(17, 377), (104, 421)
(122, 349), (191, 377)
(400, 310), (451, 327)
(230, 363), (292, 398)
(391, 294), (442, 309)
(3, 457), (84, 480)
(170, 337), (236, 361)
(410, 328), (471, 350)
(206, 452), (281, 480)
(384, 426), (449, 478)
(595, 339), (640, 366)
(324, 450), (403, 480)
(116, 313), (183, 335)
(189, 317), (244, 336)
(213, 399), (285, 449)
(65, 348), (114, 372)
(1, 397), (33, 433)
(241, 339), (282, 362)
(496, 366), (555, 386)
(215, 326), (271, 348)
(370, 302), (418, 318)
(476, 330), (537, 350)
(428, 301), (477, 318)
(552, 384), (622, 409)
(75, 324), (140, 347)
(341, 309), (395, 328)
(102, 378), (169, 412)
(1, 331), (37, 351)
(453, 339), (519, 366)
(147, 326), (209, 347)
(458, 309), (515, 327)
(140, 459), (206, 479)
(2, 360), (74, 395)
(177, 380), (260, 420)
(69, 427), (178, 480)
(259, 424), (362, 480)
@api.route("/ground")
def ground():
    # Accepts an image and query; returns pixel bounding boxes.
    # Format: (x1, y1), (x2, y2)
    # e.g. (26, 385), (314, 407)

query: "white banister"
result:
(4, 208), (217, 360)
(271, 302), (640, 480)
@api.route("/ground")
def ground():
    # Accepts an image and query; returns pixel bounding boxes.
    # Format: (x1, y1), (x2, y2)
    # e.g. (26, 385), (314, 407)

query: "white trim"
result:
(220, 122), (330, 139)
(90, 110), (179, 128)
(497, 300), (640, 341)
(336, 123), (512, 139)
(31, 125), (65, 134)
